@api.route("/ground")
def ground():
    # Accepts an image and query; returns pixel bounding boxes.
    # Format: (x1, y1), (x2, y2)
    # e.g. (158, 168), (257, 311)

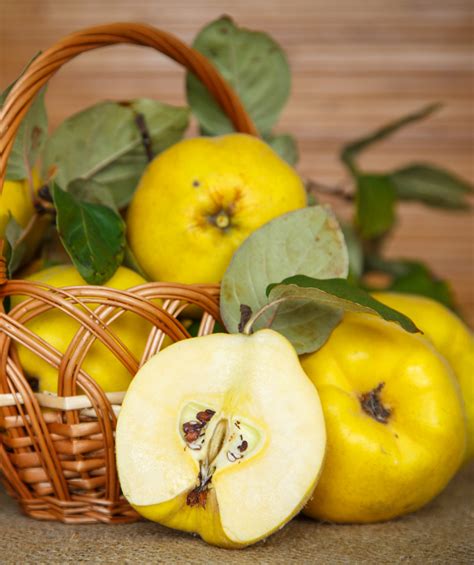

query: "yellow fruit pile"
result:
(12, 265), (151, 394)
(2, 133), (472, 549)
(0, 178), (35, 235)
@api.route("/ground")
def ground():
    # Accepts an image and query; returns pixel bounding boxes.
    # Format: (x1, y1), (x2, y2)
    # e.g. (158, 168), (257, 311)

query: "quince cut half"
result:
(116, 330), (325, 548)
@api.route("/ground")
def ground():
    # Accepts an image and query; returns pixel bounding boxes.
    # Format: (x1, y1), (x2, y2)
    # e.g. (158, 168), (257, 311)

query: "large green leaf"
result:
(220, 206), (348, 335)
(341, 222), (364, 283)
(52, 183), (125, 284)
(123, 244), (149, 280)
(264, 133), (299, 165)
(4, 213), (51, 276)
(364, 257), (455, 309)
(67, 178), (118, 211)
(186, 16), (290, 136)
(0, 53), (42, 106)
(341, 103), (441, 175)
(4, 215), (23, 275)
(2, 87), (48, 181)
(1, 53), (47, 180)
(42, 99), (189, 209)
(356, 174), (396, 239)
(390, 164), (473, 209)
(264, 276), (419, 353)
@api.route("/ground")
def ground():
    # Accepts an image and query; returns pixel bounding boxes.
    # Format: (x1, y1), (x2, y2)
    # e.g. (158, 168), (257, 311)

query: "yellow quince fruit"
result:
(127, 134), (307, 284)
(12, 265), (152, 394)
(372, 291), (474, 460)
(117, 330), (326, 548)
(0, 177), (36, 235)
(301, 313), (466, 523)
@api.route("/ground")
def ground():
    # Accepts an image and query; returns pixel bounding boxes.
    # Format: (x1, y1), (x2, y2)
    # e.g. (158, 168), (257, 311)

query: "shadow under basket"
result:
(0, 22), (256, 523)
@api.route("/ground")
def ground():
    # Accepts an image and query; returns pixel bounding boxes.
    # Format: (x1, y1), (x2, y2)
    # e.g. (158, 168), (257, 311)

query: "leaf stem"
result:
(306, 178), (354, 201)
(242, 298), (287, 335)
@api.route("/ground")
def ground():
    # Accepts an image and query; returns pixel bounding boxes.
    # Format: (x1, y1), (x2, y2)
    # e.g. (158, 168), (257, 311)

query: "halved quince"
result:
(116, 330), (326, 548)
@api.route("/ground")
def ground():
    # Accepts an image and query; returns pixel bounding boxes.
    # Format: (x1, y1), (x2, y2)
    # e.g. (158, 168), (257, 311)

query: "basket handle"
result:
(0, 22), (258, 188)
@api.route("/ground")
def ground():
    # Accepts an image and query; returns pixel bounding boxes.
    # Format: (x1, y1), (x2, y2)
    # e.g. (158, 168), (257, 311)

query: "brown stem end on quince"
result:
(359, 382), (391, 424)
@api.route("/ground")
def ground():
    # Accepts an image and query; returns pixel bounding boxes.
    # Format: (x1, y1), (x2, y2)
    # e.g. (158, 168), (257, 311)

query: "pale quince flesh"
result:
(116, 330), (326, 548)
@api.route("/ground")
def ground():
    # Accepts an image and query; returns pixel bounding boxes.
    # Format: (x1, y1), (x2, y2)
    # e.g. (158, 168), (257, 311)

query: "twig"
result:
(305, 178), (354, 201)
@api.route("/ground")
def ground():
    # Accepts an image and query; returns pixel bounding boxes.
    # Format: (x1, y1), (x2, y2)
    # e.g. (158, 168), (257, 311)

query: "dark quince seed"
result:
(196, 409), (215, 423)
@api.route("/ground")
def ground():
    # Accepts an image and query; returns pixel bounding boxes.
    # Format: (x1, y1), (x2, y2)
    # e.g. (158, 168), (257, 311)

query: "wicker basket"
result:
(0, 22), (256, 523)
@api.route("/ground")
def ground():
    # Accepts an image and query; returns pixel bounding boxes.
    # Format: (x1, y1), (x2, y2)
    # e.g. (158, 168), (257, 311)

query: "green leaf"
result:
(4, 213), (51, 276)
(365, 257), (455, 309)
(186, 319), (225, 338)
(1, 53), (47, 181)
(4, 215), (23, 275)
(52, 183), (125, 284)
(390, 163), (473, 210)
(356, 174), (396, 239)
(388, 263), (454, 307)
(341, 222), (364, 283)
(186, 15), (290, 136)
(67, 178), (118, 211)
(264, 133), (299, 165)
(123, 244), (149, 280)
(0, 52), (42, 106)
(220, 205), (349, 335)
(42, 99), (189, 209)
(3, 87), (48, 181)
(341, 103), (441, 175)
(266, 276), (419, 353)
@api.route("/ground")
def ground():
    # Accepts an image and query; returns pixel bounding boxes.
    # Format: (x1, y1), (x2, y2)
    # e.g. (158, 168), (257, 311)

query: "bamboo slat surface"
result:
(1, 0), (473, 321)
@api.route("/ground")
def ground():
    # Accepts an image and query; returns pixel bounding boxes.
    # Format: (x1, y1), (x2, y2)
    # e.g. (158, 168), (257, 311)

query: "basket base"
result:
(3, 482), (141, 524)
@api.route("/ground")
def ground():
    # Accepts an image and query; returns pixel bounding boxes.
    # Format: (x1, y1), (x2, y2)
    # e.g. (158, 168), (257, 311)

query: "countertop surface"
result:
(0, 464), (473, 564)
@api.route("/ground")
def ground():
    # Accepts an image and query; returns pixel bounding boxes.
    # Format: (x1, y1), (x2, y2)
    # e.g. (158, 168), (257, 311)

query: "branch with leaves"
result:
(0, 15), (472, 314)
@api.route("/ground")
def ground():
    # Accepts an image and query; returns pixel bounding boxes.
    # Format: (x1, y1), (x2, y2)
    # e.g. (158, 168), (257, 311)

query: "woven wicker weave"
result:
(0, 23), (256, 523)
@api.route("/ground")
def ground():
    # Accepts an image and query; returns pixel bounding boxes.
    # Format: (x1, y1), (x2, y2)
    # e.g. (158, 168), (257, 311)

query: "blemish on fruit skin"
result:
(192, 180), (200, 188)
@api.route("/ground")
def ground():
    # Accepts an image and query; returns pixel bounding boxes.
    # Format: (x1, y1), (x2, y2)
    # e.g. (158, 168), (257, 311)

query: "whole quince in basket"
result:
(127, 133), (307, 284)
(12, 264), (151, 394)
(0, 178), (36, 235)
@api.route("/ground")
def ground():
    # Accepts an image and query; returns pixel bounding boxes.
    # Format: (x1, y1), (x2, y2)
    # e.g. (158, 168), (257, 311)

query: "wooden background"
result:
(1, 0), (473, 322)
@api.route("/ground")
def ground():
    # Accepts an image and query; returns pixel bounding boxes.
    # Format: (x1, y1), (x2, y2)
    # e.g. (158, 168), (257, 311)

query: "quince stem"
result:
(242, 298), (287, 335)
